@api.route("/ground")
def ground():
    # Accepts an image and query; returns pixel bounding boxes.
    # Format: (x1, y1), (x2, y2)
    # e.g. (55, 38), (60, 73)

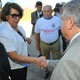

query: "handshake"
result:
(34, 56), (48, 68)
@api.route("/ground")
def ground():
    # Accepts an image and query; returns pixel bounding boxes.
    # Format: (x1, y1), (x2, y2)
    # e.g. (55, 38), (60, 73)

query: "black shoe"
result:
(44, 72), (50, 79)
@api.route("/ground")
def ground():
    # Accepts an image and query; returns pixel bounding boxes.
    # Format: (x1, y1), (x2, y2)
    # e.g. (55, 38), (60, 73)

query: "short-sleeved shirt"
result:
(35, 16), (61, 43)
(0, 22), (28, 70)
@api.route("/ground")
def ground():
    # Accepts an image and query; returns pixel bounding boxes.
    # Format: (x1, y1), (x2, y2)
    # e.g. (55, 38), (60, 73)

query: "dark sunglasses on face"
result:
(9, 14), (22, 19)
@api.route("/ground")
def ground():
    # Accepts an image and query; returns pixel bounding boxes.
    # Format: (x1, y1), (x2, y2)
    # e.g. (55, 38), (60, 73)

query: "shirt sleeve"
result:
(50, 59), (80, 80)
(48, 60), (59, 72)
(0, 32), (16, 52)
(34, 19), (40, 33)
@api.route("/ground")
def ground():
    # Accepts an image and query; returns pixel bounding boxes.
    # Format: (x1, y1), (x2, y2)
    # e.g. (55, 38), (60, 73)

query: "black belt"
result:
(41, 39), (58, 45)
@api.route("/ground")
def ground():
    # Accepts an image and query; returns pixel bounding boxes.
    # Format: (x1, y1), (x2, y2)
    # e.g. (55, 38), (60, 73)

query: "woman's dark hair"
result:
(54, 7), (60, 13)
(1, 2), (23, 21)
(53, 3), (61, 13)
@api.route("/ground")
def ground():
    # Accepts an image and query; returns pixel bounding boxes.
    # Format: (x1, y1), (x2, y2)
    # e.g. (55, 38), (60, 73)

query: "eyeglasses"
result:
(9, 14), (22, 19)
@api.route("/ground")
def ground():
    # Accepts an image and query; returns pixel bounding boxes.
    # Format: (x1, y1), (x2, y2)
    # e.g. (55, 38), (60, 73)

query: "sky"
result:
(1, 0), (71, 9)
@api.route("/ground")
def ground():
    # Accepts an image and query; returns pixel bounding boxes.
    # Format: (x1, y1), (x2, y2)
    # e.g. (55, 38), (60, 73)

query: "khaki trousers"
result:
(40, 38), (61, 59)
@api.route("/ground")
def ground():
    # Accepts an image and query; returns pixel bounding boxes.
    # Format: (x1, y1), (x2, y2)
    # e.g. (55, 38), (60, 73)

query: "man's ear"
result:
(68, 16), (74, 30)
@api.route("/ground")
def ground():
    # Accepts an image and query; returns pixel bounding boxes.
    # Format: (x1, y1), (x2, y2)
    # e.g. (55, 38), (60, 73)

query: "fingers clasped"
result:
(35, 56), (48, 68)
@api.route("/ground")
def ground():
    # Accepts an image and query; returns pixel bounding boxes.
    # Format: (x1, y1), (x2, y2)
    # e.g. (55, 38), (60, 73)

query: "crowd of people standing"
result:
(0, 0), (80, 80)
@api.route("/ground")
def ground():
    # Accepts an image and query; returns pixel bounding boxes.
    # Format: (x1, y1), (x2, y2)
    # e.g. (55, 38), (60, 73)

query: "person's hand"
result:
(40, 59), (48, 68)
(26, 38), (31, 44)
(34, 56), (46, 67)
(35, 56), (48, 69)
(36, 44), (40, 51)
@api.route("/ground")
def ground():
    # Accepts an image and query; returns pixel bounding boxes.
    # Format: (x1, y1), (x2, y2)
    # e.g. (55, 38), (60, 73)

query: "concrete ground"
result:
(27, 35), (50, 80)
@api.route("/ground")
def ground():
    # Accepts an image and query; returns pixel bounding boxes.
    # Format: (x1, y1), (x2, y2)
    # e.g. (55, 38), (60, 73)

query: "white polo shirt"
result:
(35, 16), (61, 43)
(0, 22), (28, 69)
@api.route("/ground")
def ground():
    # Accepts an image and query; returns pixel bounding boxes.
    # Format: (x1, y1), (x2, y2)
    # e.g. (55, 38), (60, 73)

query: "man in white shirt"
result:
(40, 0), (80, 80)
(35, 5), (61, 59)
(35, 5), (61, 79)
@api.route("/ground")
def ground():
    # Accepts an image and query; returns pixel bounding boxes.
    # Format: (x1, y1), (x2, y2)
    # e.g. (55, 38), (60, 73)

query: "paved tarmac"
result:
(27, 35), (50, 80)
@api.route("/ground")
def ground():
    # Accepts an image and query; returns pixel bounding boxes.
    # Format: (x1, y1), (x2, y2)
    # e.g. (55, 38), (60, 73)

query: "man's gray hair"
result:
(43, 5), (52, 11)
(62, 0), (80, 27)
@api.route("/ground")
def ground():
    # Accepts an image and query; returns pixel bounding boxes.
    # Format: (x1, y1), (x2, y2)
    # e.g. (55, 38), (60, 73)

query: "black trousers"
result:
(62, 36), (67, 51)
(0, 73), (11, 80)
(59, 30), (67, 51)
(11, 67), (27, 80)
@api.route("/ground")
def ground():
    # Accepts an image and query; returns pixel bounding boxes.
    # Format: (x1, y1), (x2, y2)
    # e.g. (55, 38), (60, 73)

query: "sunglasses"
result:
(9, 14), (22, 19)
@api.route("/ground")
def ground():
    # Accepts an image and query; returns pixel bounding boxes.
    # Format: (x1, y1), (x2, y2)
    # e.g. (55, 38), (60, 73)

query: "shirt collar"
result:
(2, 21), (18, 31)
(2, 21), (13, 31)
(43, 16), (53, 20)
(70, 32), (80, 44)
(37, 11), (42, 14)
(37, 11), (42, 18)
